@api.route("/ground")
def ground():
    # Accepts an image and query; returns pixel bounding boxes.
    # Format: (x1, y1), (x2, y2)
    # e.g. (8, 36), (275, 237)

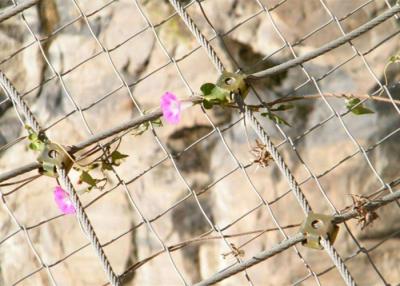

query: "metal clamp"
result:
(37, 143), (73, 177)
(300, 212), (339, 250)
(215, 71), (249, 100)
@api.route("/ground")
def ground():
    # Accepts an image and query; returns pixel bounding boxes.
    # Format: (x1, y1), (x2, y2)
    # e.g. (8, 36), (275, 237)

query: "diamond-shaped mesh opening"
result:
(0, 0), (399, 285)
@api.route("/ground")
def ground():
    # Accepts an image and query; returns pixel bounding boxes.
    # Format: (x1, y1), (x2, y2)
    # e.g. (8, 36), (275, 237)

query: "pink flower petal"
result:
(54, 186), (76, 215)
(161, 92), (181, 124)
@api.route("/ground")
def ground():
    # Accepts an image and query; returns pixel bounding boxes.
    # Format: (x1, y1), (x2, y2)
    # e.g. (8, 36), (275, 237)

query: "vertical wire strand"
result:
(166, 1), (356, 285)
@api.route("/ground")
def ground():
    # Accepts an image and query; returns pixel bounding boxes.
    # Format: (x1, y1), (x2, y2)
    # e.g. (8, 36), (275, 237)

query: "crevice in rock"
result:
(36, 0), (60, 99)
(167, 124), (217, 283)
(122, 222), (138, 284)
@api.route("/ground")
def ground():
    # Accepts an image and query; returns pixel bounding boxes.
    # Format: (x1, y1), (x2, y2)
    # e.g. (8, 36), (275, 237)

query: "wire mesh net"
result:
(0, 0), (399, 285)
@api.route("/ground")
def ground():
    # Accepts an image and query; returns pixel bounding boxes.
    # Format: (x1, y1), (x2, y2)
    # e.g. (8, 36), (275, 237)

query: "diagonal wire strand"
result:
(166, 0), (358, 285)
(0, 70), (121, 286)
(0, 1), (396, 284)
(249, 3), (400, 79)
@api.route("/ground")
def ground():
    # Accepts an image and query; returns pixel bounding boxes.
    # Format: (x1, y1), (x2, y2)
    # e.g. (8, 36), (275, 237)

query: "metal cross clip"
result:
(37, 142), (73, 177)
(300, 212), (339, 250)
(215, 71), (249, 99)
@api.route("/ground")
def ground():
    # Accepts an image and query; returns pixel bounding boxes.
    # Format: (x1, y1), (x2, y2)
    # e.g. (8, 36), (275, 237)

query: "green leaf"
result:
(274, 104), (294, 111)
(111, 150), (128, 166)
(28, 132), (38, 141)
(346, 98), (374, 115)
(132, 122), (149, 136)
(111, 150), (128, 160)
(28, 142), (43, 151)
(203, 100), (213, 109)
(139, 122), (149, 133)
(88, 163), (100, 170)
(346, 98), (360, 108)
(151, 118), (163, 127)
(132, 117), (162, 136)
(202, 86), (231, 109)
(351, 106), (374, 115)
(28, 139), (45, 151)
(388, 54), (400, 64)
(200, 83), (216, 95)
(79, 170), (97, 187)
(26, 126), (46, 152)
(261, 112), (291, 126)
(205, 86), (230, 102)
(101, 161), (113, 171)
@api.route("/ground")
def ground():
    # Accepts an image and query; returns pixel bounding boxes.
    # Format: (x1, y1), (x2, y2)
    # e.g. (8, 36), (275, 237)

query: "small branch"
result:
(194, 233), (306, 286)
(267, 92), (400, 107)
(0, 97), (202, 183)
(224, 93), (400, 111)
(69, 110), (163, 153)
(71, 97), (202, 153)
(0, 91), (395, 183)
(333, 176), (400, 224)
(0, 174), (41, 187)
(120, 223), (299, 281)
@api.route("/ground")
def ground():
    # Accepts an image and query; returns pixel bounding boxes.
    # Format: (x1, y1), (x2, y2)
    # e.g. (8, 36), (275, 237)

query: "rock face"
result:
(0, 0), (399, 285)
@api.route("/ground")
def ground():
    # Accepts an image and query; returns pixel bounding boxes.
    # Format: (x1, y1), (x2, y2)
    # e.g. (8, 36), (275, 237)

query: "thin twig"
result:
(267, 92), (400, 107)
(1, 174), (41, 196)
(120, 223), (300, 281)
(0, 174), (41, 187)
(0, 91), (396, 184)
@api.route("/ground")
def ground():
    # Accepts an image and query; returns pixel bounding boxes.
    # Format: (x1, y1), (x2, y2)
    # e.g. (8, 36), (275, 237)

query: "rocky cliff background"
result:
(0, 0), (399, 285)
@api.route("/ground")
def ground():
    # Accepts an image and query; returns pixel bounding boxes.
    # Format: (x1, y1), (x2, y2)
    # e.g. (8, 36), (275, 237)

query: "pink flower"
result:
(161, 92), (181, 124)
(54, 186), (76, 215)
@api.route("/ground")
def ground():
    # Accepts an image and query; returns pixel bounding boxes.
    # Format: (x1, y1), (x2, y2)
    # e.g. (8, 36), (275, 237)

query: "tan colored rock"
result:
(0, 1), (399, 285)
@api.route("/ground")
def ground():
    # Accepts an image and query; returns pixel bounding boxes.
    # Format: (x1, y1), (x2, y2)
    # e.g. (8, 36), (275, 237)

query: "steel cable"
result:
(0, 70), (121, 286)
(249, 3), (400, 79)
(167, 0), (357, 285)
